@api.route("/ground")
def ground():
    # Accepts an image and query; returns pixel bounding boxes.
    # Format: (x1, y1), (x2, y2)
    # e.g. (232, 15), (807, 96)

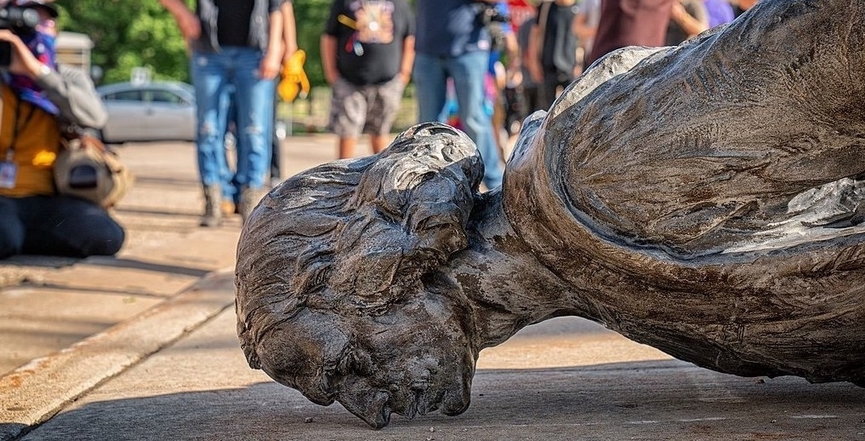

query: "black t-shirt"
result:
(324, 0), (415, 85)
(216, 0), (255, 47)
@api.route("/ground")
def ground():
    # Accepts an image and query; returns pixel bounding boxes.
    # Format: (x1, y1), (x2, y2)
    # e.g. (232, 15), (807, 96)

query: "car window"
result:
(104, 90), (143, 101)
(150, 90), (185, 104)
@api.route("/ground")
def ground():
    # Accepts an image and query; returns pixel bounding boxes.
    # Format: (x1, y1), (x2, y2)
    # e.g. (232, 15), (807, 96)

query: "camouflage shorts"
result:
(327, 76), (405, 137)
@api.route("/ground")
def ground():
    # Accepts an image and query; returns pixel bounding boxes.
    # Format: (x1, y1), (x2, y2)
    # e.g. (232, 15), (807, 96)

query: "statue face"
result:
(258, 288), (477, 429)
(237, 121), (486, 428)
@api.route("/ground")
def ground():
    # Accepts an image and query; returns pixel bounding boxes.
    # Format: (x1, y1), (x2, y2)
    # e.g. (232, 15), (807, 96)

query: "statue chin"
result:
(236, 0), (865, 429)
(252, 291), (476, 429)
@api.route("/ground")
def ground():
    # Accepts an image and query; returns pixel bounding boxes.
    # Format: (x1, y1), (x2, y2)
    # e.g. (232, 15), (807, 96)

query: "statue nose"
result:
(409, 368), (431, 391)
(440, 380), (472, 416)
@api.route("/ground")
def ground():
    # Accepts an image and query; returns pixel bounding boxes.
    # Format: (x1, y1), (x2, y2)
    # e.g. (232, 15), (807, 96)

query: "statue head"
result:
(235, 123), (485, 428)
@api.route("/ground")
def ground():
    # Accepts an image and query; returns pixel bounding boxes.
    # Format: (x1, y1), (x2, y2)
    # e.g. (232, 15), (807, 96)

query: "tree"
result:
(55, 0), (191, 84)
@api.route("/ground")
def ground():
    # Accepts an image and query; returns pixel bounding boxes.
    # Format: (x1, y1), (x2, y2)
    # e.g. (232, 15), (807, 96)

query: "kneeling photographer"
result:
(0, 0), (124, 259)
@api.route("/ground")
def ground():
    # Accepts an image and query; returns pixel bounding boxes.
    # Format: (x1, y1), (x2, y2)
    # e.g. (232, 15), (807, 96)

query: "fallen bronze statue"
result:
(236, 0), (865, 429)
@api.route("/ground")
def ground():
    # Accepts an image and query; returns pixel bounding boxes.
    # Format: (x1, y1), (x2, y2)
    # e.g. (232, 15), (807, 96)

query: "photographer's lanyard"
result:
(0, 98), (36, 189)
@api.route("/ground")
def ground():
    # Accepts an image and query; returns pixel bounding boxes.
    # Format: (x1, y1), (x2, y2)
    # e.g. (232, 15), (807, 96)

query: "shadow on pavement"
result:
(1, 256), (211, 279)
(82, 257), (212, 278)
(18, 362), (865, 441)
(0, 256), (79, 269)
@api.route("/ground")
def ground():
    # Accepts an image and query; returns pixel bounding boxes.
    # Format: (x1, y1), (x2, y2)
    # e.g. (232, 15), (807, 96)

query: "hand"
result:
(400, 71), (411, 85)
(324, 69), (339, 86)
(0, 30), (41, 77)
(260, 51), (281, 80)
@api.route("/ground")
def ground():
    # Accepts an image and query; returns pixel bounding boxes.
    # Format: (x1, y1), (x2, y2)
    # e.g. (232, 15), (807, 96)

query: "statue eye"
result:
(337, 348), (373, 377)
(349, 349), (374, 376)
(319, 366), (341, 395)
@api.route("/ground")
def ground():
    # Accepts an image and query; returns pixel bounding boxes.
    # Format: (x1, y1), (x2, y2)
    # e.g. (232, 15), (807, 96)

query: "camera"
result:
(0, 5), (40, 67)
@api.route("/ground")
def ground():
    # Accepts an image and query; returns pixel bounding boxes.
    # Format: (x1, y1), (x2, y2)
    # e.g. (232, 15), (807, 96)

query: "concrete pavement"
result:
(1, 136), (864, 440)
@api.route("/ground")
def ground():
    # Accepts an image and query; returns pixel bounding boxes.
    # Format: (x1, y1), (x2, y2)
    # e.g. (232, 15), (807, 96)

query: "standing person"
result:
(584, 0), (675, 67)
(321, 0), (415, 159)
(413, 0), (504, 190)
(526, 0), (580, 111)
(160, 0), (286, 226)
(0, 0), (124, 259)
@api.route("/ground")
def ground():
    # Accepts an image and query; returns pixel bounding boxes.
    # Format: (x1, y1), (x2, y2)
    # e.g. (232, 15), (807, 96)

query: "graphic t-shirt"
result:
(324, 0), (415, 85)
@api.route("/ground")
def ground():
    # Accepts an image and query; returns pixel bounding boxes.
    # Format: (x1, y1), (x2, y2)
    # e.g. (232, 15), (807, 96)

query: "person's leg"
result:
(523, 85), (541, 115)
(222, 87), (238, 203)
(20, 196), (125, 257)
(270, 80), (283, 186)
(191, 51), (232, 226)
(270, 128), (282, 184)
(449, 51), (504, 190)
(0, 197), (25, 259)
(328, 78), (367, 159)
(338, 137), (358, 159)
(369, 135), (389, 154)
(538, 74), (558, 111)
(231, 47), (277, 220)
(365, 76), (405, 154)
(413, 53), (448, 124)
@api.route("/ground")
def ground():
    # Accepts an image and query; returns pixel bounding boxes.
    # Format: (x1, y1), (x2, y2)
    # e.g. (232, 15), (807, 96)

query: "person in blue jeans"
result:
(161, 0), (287, 226)
(413, 0), (504, 190)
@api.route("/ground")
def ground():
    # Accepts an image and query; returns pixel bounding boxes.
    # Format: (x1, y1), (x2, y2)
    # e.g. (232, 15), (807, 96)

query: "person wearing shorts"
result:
(321, 0), (415, 159)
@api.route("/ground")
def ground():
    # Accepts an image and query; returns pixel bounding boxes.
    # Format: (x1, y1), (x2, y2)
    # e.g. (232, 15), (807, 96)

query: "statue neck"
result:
(451, 191), (590, 349)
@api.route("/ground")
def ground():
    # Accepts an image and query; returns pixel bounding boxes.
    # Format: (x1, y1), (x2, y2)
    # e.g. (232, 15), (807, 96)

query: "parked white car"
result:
(96, 81), (196, 143)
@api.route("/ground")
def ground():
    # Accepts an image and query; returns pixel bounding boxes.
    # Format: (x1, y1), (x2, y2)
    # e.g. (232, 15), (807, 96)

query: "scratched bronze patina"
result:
(236, 0), (865, 428)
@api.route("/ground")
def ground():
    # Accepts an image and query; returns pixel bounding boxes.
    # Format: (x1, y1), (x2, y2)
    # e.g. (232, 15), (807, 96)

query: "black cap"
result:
(15, 0), (59, 18)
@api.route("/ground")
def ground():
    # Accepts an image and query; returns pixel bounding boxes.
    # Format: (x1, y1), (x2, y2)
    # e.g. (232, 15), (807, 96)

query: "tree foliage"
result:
(53, 0), (332, 87)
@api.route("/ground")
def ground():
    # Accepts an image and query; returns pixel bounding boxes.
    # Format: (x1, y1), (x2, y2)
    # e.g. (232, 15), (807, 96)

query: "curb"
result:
(0, 269), (236, 441)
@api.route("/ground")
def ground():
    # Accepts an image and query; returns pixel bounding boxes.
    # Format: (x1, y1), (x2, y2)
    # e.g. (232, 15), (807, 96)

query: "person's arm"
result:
(320, 34), (339, 85)
(260, 8), (284, 79)
(159, 0), (200, 41)
(399, 35), (415, 85)
(671, 1), (709, 38)
(282, 1), (298, 60)
(0, 29), (105, 128)
(0, 29), (44, 78)
(41, 65), (108, 129)
(526, 22), (543, 83)
(572, 12), (596, 44)
(398, 3), (415, 85)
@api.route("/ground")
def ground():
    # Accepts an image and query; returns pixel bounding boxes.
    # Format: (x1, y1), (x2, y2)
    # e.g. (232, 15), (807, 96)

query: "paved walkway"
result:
(1, 136), (864, 441)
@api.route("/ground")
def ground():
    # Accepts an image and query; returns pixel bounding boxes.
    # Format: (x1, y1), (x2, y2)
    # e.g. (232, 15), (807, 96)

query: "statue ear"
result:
(327, 123), (484, 308)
